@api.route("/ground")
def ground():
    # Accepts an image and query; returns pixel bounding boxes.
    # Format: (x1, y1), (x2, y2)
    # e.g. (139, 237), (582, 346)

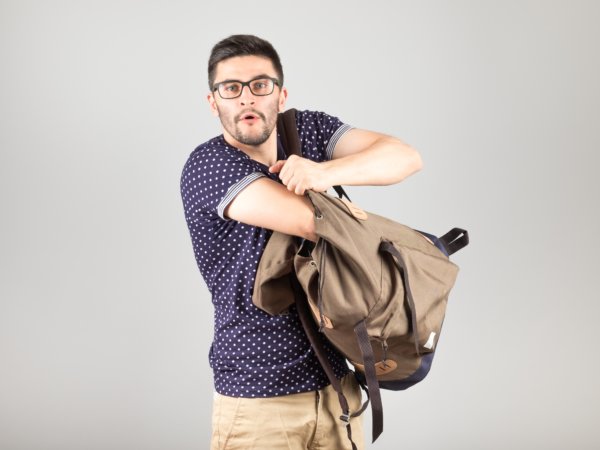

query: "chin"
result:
(237, 129), (271, 146)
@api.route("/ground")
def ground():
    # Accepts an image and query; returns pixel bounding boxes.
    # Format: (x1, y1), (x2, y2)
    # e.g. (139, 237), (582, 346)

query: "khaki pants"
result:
(210, 373), (365, 450)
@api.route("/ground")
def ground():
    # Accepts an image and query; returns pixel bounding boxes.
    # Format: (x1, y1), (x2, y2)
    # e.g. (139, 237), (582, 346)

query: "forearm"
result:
(322, 137), (422, 187)
(269, 129), (423, 195)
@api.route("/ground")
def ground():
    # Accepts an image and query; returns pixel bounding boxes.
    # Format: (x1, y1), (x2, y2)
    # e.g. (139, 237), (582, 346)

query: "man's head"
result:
(207, 34), (284, 90)
(207, 35), (287, 149)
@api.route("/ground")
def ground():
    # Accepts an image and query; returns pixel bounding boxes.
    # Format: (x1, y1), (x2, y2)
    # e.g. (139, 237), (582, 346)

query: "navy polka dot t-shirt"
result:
(180, 110), (353, 397)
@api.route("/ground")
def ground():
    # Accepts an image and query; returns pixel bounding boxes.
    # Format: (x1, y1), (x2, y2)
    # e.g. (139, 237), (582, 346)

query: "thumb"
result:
(269, 160), (286, 173)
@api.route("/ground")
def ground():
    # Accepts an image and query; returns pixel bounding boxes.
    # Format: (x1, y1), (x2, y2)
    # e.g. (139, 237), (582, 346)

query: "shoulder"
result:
(181, 135), (254, 179)
(295, 109), (352, 138)
(293, 109), (353, 161)
(184, 135), (237, 166)
(295, 109), (343, 128)
(180, 134), (269, 216)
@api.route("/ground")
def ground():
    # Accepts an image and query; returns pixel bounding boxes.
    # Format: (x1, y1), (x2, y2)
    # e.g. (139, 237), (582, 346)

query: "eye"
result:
(251, 79), (271, 91)
(223, 83), (241, 93)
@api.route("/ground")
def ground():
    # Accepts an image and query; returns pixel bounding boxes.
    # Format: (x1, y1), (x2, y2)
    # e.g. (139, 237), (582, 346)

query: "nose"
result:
(239, 84), (255, 105)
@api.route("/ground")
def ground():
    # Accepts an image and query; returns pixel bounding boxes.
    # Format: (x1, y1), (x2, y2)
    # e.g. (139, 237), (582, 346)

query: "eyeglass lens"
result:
(218, 78), (274, 98)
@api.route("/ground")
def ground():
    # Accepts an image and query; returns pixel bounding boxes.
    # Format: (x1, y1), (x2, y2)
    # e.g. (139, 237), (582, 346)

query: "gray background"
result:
(1, 1), (599, 449)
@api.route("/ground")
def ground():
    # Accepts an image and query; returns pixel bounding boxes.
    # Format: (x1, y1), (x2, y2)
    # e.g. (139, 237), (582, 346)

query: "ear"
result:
(207, 92), (220, 117)
(277, 87), (288, 112)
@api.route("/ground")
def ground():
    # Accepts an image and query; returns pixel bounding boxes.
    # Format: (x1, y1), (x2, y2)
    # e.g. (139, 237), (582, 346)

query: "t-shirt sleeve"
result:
(295, 110), (354, 162)
(180, 143), (267, 224)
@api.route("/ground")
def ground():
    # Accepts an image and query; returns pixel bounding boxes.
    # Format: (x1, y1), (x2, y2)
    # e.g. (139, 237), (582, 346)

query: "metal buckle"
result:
(339, 413), (350, 423)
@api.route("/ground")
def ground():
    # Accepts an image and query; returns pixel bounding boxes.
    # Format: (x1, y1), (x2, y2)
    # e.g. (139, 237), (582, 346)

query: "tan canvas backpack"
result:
(252, 109), (469, 446)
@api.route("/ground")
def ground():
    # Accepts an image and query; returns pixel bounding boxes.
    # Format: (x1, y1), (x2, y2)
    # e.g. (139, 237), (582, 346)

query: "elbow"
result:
(384, 136), (423, 181)
(396, 141), (423, 181)
(411, 147), (423, 173)
(299, 214), (318, 242)
(297, 196), (318, 242)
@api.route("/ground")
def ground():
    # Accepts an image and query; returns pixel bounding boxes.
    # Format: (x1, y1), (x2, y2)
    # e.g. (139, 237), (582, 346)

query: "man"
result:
(180, 34), (422, 449)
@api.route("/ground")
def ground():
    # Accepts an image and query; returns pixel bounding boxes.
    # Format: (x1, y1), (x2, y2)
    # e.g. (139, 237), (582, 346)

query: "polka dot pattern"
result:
(180, 110), (353, 397)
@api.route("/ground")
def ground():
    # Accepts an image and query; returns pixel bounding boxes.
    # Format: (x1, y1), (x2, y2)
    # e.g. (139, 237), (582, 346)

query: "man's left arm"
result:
(269, 128), (422, 195)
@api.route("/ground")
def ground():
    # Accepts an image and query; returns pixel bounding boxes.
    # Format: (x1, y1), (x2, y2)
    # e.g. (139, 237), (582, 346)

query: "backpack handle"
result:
(439, 228), (469, 256)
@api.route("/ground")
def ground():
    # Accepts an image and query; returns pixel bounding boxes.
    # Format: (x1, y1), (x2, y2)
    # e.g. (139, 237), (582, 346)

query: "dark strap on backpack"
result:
(291, 275), (369, 450)
(279, 109), (372, 445)
(438, 228), (469, 256)
(379, 240), (421, 357)
(354, 320), (384, 442)
(277, 108), (300, 157)
(277, 109), (351, 201)
(350, 239), (424, 444)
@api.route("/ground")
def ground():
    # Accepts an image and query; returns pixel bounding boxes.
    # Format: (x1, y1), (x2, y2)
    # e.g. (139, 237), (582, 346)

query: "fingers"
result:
(281, 172), (307, 195)
(293, 181), (308, 196)
(273, 156), (297, 190)
(271, 155), (317, 196)
(268, 160), (286, 173)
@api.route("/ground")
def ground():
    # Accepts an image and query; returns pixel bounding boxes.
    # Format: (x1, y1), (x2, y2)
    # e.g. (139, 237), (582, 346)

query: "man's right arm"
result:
(224, 177), (318, 242)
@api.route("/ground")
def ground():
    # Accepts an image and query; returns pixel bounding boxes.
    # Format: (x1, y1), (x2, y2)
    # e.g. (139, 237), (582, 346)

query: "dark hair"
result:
(207, 34), (284, 90)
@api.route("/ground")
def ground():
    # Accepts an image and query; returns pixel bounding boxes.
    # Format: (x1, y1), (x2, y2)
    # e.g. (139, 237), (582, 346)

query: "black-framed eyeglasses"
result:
(212, 76), (280, 99)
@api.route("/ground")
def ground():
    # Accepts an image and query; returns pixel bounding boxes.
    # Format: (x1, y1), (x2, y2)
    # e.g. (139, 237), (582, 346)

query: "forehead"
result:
(213, 55), (277, 82)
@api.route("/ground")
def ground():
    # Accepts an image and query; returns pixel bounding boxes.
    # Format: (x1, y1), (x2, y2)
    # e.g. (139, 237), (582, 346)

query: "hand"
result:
(269, 155), (331, 195)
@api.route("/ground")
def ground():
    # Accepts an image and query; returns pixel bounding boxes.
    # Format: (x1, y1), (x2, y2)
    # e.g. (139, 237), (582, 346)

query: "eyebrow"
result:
(216, 74), (274, 84)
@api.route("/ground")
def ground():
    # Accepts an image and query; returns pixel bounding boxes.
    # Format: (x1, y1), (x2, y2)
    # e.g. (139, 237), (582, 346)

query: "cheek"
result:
(214, 102), (233, 121)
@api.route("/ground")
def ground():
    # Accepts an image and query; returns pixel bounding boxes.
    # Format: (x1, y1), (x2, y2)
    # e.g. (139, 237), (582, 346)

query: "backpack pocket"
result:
(379, 240), (459, 354)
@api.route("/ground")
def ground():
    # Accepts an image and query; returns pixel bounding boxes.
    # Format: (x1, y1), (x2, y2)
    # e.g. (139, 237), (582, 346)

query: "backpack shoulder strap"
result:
(277, 108), (301, 157)
(290, 273), (368, 449)
(276, 109), (350, 200)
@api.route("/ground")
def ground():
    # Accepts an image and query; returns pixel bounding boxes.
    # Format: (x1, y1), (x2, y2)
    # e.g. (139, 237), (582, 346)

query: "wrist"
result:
(320, 160), (338, 190)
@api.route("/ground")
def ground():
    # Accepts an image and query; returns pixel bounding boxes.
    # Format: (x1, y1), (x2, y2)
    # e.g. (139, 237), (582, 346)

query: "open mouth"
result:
(239, 112), (260, 122)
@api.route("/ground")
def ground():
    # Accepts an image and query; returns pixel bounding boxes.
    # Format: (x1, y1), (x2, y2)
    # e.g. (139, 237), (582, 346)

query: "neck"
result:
(223, 129), (278, 167)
